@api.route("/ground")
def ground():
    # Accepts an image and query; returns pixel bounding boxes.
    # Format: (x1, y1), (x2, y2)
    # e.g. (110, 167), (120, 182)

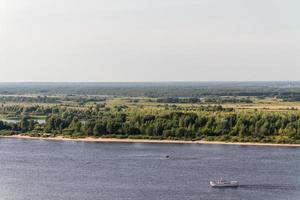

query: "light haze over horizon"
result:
(0, 0), (299, 82)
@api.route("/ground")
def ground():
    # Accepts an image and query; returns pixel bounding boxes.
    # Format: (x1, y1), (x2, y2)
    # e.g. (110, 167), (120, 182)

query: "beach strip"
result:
(1, 135), (300, 147)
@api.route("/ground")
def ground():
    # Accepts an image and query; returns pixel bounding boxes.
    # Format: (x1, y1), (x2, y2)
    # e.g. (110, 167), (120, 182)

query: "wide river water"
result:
(0, 138), (299, 200)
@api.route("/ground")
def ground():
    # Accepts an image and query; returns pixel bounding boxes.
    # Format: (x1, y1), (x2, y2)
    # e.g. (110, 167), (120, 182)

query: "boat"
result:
(210, 178), (239, 188)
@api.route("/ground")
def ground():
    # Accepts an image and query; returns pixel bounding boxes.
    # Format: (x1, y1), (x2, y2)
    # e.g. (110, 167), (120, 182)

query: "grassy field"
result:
(2, 96), (300, 114)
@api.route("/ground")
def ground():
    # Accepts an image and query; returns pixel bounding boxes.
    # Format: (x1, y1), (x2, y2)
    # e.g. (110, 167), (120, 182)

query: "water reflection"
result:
(239, 184), (297, 191)
(0, 119), (46, 124)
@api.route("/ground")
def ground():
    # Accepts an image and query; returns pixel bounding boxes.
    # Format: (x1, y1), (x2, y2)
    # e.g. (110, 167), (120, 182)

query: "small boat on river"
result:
(210, 178), (239, 188)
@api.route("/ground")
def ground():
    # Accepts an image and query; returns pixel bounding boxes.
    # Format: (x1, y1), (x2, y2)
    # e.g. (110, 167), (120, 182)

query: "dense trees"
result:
(1, 104), (300, 144)
(2, 82), (300, 143)
(40, 109), (300, 143)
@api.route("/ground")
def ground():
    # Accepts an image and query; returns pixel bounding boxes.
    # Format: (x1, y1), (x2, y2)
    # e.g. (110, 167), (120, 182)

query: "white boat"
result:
(210, 178), (239, 188)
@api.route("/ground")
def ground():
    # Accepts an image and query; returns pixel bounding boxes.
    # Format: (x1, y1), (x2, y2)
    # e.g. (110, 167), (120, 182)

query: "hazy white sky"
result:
(0, 0), (299, 82)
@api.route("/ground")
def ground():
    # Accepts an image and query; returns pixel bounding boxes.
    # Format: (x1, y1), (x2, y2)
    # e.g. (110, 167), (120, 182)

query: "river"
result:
(0, 138), (299, 200)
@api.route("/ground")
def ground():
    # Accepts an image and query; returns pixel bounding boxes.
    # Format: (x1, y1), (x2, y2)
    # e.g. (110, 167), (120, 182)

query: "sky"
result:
(0, 0), (299, 82)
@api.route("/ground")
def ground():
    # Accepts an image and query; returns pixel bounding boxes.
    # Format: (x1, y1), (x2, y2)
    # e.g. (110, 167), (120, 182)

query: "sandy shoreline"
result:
(0, 135), (300, 147)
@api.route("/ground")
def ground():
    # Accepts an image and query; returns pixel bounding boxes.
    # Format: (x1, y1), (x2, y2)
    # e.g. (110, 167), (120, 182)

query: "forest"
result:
(0, 82), (300, 143)
(0, 99), (299, 144)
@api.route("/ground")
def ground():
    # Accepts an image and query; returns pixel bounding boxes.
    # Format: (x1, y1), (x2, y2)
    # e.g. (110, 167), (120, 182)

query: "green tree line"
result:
(1, 106), (300, 144)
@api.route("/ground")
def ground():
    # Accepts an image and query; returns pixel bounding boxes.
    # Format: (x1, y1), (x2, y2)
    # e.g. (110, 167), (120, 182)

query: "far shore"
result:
(1, 135), (300, 147)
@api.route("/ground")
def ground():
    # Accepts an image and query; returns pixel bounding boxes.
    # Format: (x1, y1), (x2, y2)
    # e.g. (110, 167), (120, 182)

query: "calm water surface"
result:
(0, 138), (299, 200)
(1, 119), (46, 124)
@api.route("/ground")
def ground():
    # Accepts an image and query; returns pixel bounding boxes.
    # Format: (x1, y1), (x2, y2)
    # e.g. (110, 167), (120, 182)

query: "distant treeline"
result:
(1, 105), (300, 144)
(0, 105), (61, 116)
(204, 97), (253, 104)
(0, 96), (61, 103)
(0, 96), (106, 104)
(279, 95), (300, 102)
(157, 98), (201, 104)
(156, 97), (253, 104)
(1, 82), (300, 99)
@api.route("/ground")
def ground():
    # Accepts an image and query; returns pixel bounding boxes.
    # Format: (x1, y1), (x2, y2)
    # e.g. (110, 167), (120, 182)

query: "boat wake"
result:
(239, 184), (297, 191)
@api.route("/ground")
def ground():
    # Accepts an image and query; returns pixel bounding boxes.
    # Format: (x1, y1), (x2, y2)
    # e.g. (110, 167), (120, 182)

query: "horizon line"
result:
(0, 80), (299, 84)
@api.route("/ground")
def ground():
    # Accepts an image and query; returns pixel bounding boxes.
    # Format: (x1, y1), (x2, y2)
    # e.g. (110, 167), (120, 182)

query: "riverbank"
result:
(1, 135), (300, 147)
